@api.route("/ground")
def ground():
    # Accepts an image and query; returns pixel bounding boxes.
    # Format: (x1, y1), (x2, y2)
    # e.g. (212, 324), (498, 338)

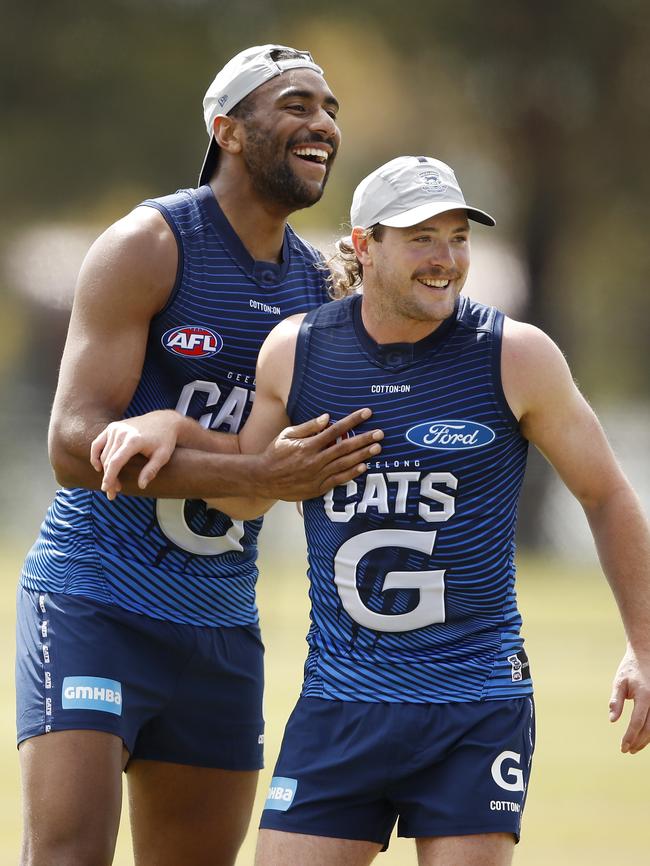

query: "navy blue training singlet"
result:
(288, 293), (532, 703)
(22, 185), (330, 627)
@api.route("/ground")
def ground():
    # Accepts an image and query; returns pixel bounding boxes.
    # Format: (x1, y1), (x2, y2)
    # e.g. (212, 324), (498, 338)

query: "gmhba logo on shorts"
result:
(264, 776), (297, 812)
(62, 676), (123, 716)
(406, 419), (496, 451)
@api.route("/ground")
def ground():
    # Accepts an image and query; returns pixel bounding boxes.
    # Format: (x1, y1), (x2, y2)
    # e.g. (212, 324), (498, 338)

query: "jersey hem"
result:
(299, 689), (535, 704)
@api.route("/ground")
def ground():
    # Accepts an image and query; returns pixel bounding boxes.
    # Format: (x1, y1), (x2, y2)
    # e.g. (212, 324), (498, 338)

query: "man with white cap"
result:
(126, 154), (649, 864)
(15, 45), (383, 866)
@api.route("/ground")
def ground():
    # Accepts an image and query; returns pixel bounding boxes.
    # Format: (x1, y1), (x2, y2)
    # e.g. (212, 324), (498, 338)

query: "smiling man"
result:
(102, 155), (650, 865)
(91, 156), (650, 863)
(243, 157), (650, 865)
(15, 45), (383, 866)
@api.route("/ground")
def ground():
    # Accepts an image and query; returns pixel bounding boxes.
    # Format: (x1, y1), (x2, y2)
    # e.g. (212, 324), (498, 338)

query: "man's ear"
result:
(213, 114), (243, 155)
(351, 227), (373, 267)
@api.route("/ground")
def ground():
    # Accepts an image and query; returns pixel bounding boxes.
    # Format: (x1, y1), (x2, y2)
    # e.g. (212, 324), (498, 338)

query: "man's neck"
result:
(209, 175), (291, 263)
(360, 299), (447, 345)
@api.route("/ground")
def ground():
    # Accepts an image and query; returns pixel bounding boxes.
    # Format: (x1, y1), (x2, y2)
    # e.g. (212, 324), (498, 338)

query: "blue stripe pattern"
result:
(289, 293), (532, 703)
(22, 186), (330, 626)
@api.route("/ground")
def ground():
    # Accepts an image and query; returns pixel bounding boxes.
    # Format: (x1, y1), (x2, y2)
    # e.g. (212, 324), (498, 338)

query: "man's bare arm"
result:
(95, 317), (383, 512)
(503, 319), (650, 754)
(49, 205), (177, 487)
(49, 206), (274, 499)
(92, 406), (381, 502)
(52, 210), (382, 502)
(206, 314), (384, 518)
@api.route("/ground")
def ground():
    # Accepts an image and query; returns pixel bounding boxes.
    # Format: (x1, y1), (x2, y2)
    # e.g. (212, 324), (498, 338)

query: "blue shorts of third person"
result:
(16, 588), (264, 770)
(260, 695), (535, 847)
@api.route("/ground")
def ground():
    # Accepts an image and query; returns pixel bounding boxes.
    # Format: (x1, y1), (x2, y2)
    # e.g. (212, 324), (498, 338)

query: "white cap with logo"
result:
(350, 156), (495, 229)
(199, 44), (323, 186)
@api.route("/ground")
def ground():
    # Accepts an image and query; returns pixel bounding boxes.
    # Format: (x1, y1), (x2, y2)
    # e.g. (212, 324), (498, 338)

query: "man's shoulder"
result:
(502, 316), (558, 359)
(142, 187), (196, 210)
(137, 187), (205, 231)
(457, 296), (501, 333)
(265, 313), (307, 347)
(305, 293), (355, 331)
(80, 205), (178, 301)
(501, 316), (573, 421)
(107, 205), (177, 260)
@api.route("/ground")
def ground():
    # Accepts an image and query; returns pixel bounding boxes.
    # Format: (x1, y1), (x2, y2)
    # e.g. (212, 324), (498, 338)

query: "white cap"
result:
(350, 156), (496, 229)
(198, 44), (323, 186)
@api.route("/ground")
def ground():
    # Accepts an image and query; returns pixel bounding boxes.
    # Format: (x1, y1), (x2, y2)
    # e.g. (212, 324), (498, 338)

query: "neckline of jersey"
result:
(195, 184), (291, 285)
(350, 293), (461, 369)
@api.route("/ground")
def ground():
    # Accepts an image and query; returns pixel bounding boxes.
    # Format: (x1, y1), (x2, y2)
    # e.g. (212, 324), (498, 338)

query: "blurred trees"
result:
(3, 0), (648, 394)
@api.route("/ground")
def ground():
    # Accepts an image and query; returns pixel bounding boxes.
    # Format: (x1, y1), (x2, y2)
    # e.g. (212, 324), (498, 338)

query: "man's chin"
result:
(282, 183), (325, 211)
(255, 166), (329, 212)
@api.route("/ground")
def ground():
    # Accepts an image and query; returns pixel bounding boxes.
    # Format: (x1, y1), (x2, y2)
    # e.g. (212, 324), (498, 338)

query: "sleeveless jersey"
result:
(21, 185), (330, 627)
(288, 293), (531, 703)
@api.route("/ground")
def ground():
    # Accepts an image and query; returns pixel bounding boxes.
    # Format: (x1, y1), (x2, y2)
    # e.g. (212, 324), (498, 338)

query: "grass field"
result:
(1, 540), (648, 865)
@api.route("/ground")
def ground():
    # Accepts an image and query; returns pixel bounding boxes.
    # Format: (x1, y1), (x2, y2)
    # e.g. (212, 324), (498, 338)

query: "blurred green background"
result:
(1, 1), (648, 863)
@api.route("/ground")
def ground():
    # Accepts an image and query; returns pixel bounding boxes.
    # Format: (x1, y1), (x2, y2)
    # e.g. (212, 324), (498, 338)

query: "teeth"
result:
(293, 147), (328, 161)
(420, 278), (450, 288)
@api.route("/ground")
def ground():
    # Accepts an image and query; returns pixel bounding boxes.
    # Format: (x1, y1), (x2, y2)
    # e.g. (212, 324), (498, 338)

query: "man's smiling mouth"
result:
(292, 146), (329, 165)
(418, 278), (450, 288)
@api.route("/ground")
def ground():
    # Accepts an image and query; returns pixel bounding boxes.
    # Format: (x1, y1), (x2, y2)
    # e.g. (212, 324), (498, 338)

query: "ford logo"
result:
(406, 419), (496, 450)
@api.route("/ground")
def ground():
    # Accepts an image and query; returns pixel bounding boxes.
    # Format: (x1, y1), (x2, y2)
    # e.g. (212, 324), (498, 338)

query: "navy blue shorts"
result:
(260, 696), (535, 846)
(15, 588), (264, 770)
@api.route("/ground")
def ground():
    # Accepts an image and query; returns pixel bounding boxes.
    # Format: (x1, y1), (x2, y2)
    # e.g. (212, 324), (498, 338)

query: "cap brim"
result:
(198, 135), (220, 187)
(379, 201), (496, 228)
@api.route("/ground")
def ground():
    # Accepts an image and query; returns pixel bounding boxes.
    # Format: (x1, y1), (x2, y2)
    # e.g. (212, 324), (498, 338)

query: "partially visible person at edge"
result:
(96, 155), (650, 866)
(15, 44), (384, 866)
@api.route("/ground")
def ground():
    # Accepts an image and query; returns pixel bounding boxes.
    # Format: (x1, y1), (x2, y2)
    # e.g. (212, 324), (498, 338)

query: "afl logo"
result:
(406, 419), (495, 450)
(162, 326), (223, 358)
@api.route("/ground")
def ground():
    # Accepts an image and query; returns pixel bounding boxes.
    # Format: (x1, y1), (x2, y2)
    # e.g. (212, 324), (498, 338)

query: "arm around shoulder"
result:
(206, 314), (384, 517)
